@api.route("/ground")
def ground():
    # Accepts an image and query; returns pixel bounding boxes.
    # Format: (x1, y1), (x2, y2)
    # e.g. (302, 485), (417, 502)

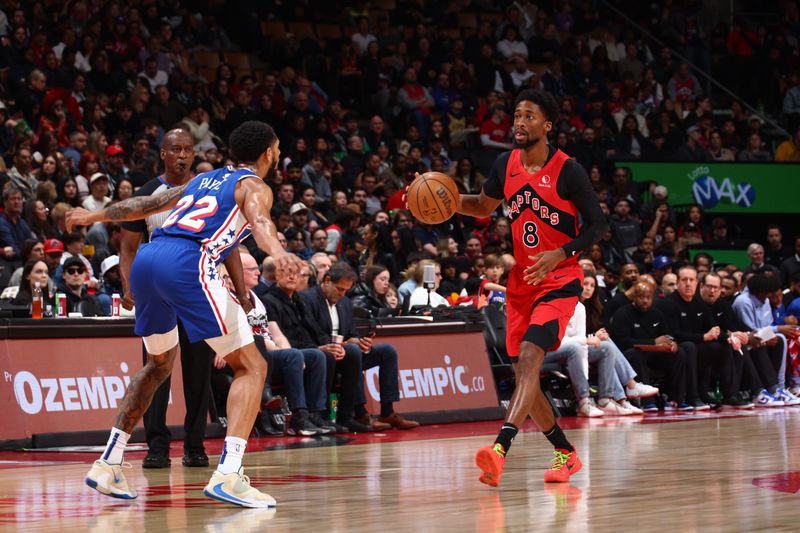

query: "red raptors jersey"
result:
(503, 148), (580, 274)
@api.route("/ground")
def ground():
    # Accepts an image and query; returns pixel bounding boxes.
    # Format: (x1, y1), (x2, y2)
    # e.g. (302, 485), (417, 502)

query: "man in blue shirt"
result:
(732, 273), (800, 400)
(0, 187), (34, 261)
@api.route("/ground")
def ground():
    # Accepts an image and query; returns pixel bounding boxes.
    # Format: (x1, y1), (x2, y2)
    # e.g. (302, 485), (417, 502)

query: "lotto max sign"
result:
(363, 331), (498, 413)
(0, 337), (186, 440)
(624, 162), (799, 213)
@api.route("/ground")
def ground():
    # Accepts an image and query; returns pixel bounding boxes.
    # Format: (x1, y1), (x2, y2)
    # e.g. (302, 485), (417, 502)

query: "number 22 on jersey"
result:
(162, 194), (219, 232)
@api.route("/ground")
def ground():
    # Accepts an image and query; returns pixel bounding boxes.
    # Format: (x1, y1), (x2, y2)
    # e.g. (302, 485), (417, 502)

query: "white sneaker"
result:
(754, 389), (785, 408)
(597, 398), (630, 415)
(618, 399), (643, 414)
(204, 468), (277, 508)
(789, 386), (800, 397)
(775, 388), (800, 406)
(577, 398), (604, 417)
(85, 459), (137, 499)
(625, 382), (659, 398)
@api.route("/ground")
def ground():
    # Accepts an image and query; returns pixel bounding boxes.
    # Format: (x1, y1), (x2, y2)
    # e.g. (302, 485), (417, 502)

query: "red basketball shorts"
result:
(505, 267), (583, 360)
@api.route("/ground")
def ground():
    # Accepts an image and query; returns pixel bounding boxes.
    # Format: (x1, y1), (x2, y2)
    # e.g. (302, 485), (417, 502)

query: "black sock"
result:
(354, 404), (368, 419)
(543, 424), (574, 452)
(494, 423), (519, 454)
(380, 402), (393, 418)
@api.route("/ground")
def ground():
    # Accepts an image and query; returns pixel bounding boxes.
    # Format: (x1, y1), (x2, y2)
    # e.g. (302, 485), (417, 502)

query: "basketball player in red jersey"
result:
(460, 90), (608, 485)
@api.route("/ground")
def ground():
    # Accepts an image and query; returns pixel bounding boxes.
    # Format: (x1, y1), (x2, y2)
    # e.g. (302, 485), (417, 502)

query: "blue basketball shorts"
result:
(130, 237), (250, 353)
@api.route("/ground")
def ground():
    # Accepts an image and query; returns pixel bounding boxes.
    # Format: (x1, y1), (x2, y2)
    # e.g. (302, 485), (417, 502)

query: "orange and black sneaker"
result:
(543, 448), (582, 483)
(475, 443), (506, 487)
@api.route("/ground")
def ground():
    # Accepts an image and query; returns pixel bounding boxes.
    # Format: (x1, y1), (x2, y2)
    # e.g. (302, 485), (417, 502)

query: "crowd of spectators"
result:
(0, 1), (799, 422)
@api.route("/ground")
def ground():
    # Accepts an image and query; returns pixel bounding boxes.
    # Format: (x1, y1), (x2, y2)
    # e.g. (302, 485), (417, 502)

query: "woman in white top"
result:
(541, 302), (620, 416)
(497, 25), (528, 61)
(82, 173), (111, 212)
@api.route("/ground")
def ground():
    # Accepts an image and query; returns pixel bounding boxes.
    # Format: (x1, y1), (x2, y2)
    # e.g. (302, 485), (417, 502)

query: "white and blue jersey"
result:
(153, 166), (254, 262)
(130, 166), (257, 345)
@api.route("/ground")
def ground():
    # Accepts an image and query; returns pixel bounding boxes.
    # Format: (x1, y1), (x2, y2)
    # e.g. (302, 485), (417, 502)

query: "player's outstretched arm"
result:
(65, 184), (189, 231)
(237, 177), (303, 273)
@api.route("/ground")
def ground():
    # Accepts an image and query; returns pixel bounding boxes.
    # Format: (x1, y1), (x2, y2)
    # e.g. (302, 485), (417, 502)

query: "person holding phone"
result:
(301, 262), (419, 430)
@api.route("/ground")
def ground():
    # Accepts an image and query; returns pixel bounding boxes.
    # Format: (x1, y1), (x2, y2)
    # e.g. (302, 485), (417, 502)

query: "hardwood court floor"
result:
(1, 409), (799, 532)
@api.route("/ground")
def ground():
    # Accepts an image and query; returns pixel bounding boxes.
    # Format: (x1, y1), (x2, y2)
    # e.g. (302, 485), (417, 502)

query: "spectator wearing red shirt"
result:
(479, 105), (512, 151)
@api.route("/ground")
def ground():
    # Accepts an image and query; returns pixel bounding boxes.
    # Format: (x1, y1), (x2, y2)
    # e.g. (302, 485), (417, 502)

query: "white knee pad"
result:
(206, 325), (255, 359)
(143, 327), (179, 354)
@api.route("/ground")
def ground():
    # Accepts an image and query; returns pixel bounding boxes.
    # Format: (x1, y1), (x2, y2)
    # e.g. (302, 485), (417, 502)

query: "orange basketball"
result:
(406, 172), (460, 225)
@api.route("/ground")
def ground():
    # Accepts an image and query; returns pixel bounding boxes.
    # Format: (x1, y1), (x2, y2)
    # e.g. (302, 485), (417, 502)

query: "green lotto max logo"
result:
(689, 167), (755, 209)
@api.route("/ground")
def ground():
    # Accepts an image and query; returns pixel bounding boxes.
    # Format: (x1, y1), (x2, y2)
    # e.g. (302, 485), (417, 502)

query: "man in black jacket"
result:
(263, 264), (361, 433)
(655, 265), (751, 409)
(700, 272), (787, 407)
(301, 263), (419, 431)
(602, 262), (639, 325)
(611, 282), (689, 410)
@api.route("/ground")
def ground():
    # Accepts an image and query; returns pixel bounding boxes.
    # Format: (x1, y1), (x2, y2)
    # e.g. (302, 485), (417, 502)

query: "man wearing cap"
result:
(105, 143), (127, 190)
(82, 173), (112, 212)
(674, 125), (712, 162)
(42, 238), (64, 286)
(651, 255), (673, 285)
(118, 128), (213, 469)
(97, 255), (122, 316)
(289, 202), (311, 238)
(58, 256), (101, 315)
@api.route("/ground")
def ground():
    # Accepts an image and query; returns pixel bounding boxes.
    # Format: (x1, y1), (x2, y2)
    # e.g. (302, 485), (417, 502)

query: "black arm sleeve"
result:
(557, 160), (609, 257)
(480, 151), (512, 200)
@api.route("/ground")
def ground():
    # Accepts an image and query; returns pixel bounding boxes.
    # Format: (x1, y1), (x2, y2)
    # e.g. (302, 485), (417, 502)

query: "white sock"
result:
(101, 427), (130, 464)
(217, 436), (247, 475)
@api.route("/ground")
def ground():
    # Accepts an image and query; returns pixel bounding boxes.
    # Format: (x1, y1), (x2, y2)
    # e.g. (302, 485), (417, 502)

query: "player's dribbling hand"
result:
(65, 207), (94, 232)
(401, 172), (422, 209)
(523, 249), (567, 285)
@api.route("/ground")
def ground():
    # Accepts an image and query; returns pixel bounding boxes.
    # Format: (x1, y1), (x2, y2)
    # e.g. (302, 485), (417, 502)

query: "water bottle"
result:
(31, 282), (43, 319)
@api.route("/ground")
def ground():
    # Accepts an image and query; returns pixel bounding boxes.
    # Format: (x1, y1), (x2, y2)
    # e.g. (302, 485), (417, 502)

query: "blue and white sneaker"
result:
(775, 388), (800, 406)
(754, 389), (784, 408)
(204, 468), (277, 508)
(641, 402), (659, 413)
(664, 401), (693, 411)
(85, 459), (137, 499)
